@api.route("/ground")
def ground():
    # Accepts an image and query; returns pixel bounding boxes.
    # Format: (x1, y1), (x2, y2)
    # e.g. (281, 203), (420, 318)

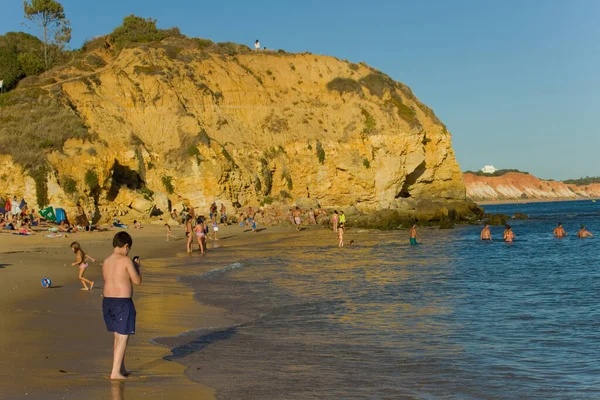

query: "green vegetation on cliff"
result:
(563, 176), (600, 186)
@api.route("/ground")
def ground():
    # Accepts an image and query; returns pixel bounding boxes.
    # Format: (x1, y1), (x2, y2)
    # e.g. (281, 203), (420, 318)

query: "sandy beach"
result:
(0, 223), (264, 400)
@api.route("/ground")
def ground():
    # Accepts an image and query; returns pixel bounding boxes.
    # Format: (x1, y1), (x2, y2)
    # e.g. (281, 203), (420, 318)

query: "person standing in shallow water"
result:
(577, 225), (594, 238)
(480, 224), (492, 240)
(503, 225), (516, 242)
(409, 224), (420, 245)
(553, 223), (567, 238)
(102, 231), (141, 380)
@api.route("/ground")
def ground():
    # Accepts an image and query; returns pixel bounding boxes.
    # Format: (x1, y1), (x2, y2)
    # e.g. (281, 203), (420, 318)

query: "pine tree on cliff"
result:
(23, 0), (71, 68)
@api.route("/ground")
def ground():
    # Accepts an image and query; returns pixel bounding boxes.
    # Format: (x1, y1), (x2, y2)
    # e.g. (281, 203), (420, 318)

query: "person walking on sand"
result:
(338, 223), (345, 247)
(254, 39), (260, 50)
(480, 224), (492, 240)
(332, 210), (339, 232)
(248, 207), (257, 232)
(577, 224), (594, 238)
(553, 223), (567, 238)
(209, 220), (219, 240)
(503, 225), (516, 243)
(409, 224), (420, 245)
(70, 241), (95, 290)
(165, 223), (177, 241)
(185, 215), (194, 253)
(293, 207), (302, 231)
(239, 212), (246, 230)
(102, 231), (141, 380)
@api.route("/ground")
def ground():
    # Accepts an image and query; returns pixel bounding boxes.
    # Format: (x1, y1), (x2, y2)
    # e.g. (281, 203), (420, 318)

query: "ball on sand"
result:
(41, 278), (52, 288)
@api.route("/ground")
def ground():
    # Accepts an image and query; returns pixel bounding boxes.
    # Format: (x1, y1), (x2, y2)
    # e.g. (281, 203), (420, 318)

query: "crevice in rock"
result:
(396, 161), (426, 198)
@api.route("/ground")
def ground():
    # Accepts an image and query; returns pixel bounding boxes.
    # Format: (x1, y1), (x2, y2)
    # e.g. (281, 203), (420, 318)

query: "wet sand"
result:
(0, 223), (270, 400)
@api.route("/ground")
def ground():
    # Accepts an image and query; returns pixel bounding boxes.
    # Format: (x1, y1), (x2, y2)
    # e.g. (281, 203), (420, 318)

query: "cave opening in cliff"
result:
(396, 161), (426, 198)
(106, 161), (145, 201)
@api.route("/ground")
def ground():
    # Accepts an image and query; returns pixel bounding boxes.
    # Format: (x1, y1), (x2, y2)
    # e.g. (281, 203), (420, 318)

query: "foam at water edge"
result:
(199, 262), (244, 279)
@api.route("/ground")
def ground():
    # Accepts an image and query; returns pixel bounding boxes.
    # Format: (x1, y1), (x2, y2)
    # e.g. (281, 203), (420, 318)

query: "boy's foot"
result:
(81, 287), (89, 291)
(110, 373), (128, 380)
(90, 282), (94, 290)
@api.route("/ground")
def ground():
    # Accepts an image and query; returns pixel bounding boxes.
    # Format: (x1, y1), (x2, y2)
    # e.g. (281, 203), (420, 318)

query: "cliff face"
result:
(0, 37), (468, 222)
(465, 172), (600, 202)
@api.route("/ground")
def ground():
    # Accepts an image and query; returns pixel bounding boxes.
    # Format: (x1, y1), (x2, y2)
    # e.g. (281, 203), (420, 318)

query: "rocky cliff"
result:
(465, 172), (600, 202)
(0, 35), (475, 225)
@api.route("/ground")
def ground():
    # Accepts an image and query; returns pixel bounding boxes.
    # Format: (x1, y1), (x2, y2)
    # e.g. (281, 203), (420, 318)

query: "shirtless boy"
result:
(577, 225), (594, 238)
(553, 223), (567, 238)
(102, 232), (142, 380)
(293, 207), (302, 231)
(480, 224), (492, 240)
(409, 224), (420, 245)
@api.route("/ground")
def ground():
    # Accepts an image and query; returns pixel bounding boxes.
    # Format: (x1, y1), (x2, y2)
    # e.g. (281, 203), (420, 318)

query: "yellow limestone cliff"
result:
(0, 38), (471, 224)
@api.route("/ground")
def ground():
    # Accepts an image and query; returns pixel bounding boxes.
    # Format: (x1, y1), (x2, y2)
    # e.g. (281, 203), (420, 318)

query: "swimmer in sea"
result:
(480, 224), (492, 240)
(577, 225), (594, 238)
(503, 224), (516, 243)
(409, 224), (420, 245)
(553, 223), (567, 238)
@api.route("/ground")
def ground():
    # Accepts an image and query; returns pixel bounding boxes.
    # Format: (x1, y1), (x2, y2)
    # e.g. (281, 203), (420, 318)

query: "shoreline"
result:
(474, 197), (599, 206)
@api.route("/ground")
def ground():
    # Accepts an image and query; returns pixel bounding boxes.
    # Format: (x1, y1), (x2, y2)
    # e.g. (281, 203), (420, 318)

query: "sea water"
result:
(156, 200), (600, 399)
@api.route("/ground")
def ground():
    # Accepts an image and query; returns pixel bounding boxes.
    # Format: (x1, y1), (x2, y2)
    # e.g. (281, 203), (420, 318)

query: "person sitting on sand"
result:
(503, 225), (516, 243)
(59, 220), (74, 233)
(70, 241), (95, 290)
(133, 220), (142, 229)
(553, 223), (567, 238)
(577, 225), (594, 238)
(480, 224), (492, 240)
(409, 224), (420, 245)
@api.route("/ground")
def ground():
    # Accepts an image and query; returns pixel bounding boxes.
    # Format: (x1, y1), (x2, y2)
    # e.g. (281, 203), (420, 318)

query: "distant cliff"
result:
(464, 172), (600, 202)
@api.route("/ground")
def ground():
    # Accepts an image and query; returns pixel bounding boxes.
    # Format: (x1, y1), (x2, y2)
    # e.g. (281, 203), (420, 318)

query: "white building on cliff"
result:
(481, 165), (497, 174)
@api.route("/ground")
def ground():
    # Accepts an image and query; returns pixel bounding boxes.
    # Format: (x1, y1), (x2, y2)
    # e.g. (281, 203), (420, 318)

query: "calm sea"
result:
(155, 200), (600, 399)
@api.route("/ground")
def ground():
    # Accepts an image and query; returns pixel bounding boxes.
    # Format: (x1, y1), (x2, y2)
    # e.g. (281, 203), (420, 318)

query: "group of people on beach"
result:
(480, 222), (594, 242)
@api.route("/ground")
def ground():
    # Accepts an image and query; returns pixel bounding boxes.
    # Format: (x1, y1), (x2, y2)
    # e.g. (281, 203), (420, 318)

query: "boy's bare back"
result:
(103, 253), (141, 298)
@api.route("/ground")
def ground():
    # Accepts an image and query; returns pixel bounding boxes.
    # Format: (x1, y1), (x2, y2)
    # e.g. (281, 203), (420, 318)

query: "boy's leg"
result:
(111, 333), (130, 380)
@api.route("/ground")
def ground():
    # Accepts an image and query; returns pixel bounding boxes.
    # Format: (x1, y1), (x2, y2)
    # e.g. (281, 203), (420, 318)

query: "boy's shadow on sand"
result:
(0, 264), (9, 268)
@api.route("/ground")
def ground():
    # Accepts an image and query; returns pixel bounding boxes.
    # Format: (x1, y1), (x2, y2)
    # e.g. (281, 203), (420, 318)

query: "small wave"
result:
(199, 262), (243, 279)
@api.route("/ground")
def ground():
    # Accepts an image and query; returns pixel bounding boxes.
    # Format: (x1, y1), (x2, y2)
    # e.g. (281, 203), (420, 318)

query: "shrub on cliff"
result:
(109, 15), (180, 49)
(326, 77), (363, 96)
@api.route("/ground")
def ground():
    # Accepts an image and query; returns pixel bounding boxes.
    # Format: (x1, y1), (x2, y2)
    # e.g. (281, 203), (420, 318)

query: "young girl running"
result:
(70, 242), (95, 290)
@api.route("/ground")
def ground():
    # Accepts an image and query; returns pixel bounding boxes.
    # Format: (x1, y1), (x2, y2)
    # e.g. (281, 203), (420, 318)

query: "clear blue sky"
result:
(4, 0), (599, 180)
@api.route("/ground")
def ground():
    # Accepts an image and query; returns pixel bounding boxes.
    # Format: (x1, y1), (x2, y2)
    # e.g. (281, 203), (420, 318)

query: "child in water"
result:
(70, 242), (95, 290)
(338, 223), (345, 247)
